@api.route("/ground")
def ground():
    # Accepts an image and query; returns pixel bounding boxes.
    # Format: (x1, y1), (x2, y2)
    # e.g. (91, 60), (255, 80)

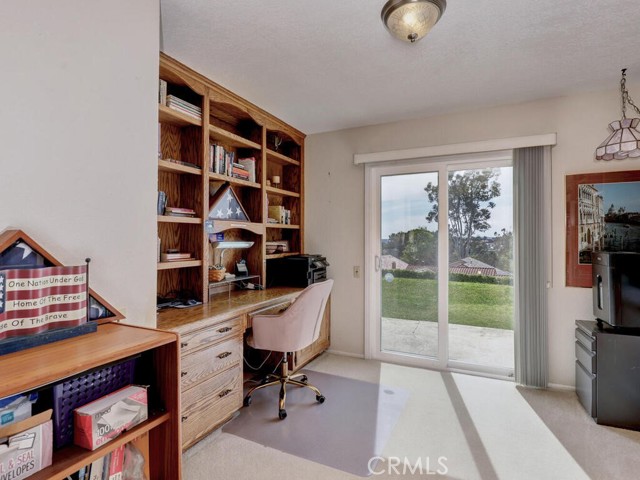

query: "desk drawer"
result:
(181, 337), (243, 390)
(575, 340), (596, 374)
(180, 316), (243, 354)
(575, 327), (595, 351)
(182, 364), (242, 449)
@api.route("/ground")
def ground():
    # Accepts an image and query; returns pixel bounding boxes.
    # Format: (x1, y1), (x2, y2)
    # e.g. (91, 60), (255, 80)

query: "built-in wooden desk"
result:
(156, 287), (330, 450)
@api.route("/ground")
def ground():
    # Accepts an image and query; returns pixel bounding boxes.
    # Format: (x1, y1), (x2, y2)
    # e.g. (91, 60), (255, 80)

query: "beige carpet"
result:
(183, 354), (640, 479)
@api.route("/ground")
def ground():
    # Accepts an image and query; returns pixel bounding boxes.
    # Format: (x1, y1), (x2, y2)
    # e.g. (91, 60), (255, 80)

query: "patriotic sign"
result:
(0, 265), (88, 340)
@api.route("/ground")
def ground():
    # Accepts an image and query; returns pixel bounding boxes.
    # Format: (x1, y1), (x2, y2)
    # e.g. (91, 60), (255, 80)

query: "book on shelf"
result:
(158, 122), (161, 159)
(158, 79), (167, 106)
(157, 191), (167, 215)
(209, 144), (238, 177)
(162, 157), (201, 170)
(238, 157), (256, 182)
(161, 252), (193, 262)
(164, 206), (196, 216)
(166, 95), (201, 120)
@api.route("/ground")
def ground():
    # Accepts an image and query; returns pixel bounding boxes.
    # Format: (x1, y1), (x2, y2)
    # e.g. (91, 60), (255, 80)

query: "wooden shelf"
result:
(158, 104), (202, 127)
(266, 149), (300, 166)
(209, 125), (261, 150)
(30, 413), (171, 480)
(265, 186), (300, 198)
(266, 224), (300, 229)
(210, 220), (265, 235)
(157, 260), (202, 270)
(0, 323), (176, 396)
(158, 159), (202, 175)
(157, 215), (202, 224)
(265, 251), (301, 260)
(209, 172), (261, 189)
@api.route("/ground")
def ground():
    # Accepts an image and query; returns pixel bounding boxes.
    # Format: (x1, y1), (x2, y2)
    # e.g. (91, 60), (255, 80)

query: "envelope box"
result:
(74, 385), (148, 450)
(0, 410), (53, 480)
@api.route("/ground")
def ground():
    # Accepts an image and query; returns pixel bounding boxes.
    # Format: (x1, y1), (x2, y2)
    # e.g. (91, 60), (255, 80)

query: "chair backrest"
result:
(251, 279), (334, 353)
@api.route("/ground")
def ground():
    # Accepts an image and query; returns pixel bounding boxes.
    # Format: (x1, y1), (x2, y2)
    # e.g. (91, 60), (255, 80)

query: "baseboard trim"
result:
(326, 349), (365, 359)
(548, 382), (575, 392)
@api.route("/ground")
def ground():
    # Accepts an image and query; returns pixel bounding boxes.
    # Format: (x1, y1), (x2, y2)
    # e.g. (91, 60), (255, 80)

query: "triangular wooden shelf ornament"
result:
(0, 229), (125, 355)
(208, 183), (250, 222)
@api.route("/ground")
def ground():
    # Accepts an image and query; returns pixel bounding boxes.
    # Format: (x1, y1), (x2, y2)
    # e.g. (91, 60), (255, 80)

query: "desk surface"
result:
(157, 287), (303, 334)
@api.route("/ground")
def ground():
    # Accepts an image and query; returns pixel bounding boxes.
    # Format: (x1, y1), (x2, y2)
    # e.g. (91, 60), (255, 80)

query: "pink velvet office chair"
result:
(243, 279), (334, 420)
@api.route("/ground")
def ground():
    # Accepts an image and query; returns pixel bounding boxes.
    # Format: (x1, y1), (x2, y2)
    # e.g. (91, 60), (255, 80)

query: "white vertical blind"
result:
(514, 146), (550, 387)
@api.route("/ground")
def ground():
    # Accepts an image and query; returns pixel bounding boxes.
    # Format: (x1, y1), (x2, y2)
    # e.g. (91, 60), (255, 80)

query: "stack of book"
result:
(166, 95), (201, 120)
(237, 157), (256, 182)
(231, 162), (250, 181)
(164, 206), (196, 217)
(161, 252), (193, 262)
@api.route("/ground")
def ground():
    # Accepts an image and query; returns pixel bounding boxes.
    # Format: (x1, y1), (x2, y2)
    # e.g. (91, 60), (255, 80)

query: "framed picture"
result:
(566, 170), (640, 287)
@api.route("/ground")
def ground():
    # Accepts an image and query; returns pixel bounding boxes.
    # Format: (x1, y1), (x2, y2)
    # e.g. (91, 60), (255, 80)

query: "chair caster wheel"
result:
(278, 409), (287, 420)
(316, 395), (325, 404)
(243, 396), (252, 407)
(299, 375), (308, 384)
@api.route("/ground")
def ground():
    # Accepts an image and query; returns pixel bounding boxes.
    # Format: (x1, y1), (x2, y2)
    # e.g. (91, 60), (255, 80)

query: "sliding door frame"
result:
(365, 151), (514, 377)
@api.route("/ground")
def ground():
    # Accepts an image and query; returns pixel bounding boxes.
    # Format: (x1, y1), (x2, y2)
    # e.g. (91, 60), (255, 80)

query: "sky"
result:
(381, 167), (513, 239)
(592, 182), (640, 213)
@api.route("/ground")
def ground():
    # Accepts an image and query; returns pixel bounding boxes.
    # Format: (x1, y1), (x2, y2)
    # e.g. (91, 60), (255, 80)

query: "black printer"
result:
(267, 254), (329, 287)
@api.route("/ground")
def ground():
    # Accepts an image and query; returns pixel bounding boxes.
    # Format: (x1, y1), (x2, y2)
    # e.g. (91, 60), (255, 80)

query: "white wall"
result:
(306, 85), (640, 387)
(0, 1), (159, 326)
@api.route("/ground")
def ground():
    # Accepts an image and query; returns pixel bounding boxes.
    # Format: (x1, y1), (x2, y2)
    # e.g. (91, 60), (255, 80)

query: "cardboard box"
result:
(0, 410), (53, 480)
(74, 386), (148, 450)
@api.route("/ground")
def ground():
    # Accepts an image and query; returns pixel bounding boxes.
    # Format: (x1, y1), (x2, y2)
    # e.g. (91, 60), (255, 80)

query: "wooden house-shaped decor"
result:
(0, 229), (124, 355)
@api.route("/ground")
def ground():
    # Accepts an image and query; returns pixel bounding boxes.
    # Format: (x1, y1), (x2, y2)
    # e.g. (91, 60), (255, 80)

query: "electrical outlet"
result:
(353, 266), (360, 278)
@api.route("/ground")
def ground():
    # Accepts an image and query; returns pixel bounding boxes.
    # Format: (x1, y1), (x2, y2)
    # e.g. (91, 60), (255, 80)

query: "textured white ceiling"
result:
(160, 0), (640, 134)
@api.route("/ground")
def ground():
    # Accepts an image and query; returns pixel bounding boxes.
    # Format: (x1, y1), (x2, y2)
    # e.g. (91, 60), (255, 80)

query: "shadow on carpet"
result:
(223, 370), (408, 477)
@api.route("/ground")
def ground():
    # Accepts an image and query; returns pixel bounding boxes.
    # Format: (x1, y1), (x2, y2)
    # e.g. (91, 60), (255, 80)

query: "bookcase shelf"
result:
(265, 251), (301, 260)
(209, 172), (261, 189)
(157, 260), (202, 270)
(266, 224), (300, 229)
(158, 159), (202, 175)
(266, 149), (300, 167)
(0, 322), (181, 480)
(210, 220), (265, 235)
(209, 124), (261, 150)
(158, 53), (305, 308)
(158, 104), (202, 127)
(158, 215), (202, 224)
(265, 186), (300, 198)
(31, 412), (171, 480)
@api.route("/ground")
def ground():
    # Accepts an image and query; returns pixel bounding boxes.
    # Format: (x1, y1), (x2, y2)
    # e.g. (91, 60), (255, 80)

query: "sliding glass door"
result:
(366, 153), (515, 376)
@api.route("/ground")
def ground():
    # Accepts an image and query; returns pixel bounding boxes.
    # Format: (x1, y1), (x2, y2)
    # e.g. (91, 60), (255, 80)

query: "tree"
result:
(425, 169), (501, 260)
(399, 228), (437, 266)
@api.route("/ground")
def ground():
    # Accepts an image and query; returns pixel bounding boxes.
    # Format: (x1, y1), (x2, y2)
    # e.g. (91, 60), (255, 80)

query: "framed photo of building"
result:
(566, 170), (640, 287)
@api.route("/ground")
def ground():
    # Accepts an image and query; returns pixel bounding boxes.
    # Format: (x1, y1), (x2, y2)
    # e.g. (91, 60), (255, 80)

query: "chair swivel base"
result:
(243, 357), (325, 420)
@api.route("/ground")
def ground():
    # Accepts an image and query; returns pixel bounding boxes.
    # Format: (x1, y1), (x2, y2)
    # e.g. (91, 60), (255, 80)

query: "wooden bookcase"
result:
(157, 53), (306, 303)
(0, 323), (181, 480)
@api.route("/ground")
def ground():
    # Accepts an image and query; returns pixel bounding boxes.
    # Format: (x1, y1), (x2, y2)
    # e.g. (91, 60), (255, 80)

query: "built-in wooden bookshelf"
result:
(157, 53), (305, 305)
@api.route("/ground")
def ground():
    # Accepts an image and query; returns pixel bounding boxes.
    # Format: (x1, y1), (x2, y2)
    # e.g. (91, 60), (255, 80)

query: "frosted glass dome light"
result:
(381, 0), (446, 43)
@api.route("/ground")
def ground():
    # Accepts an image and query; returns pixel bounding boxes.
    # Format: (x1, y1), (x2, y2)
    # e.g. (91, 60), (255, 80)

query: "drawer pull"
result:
(181, 416), (188, 422)
(218, 327), (232, 333)
(217, 351), (232, 359)
(181, 371), (188, 377)
(218, 389), (233, 398)
(181, 342), (189, 348)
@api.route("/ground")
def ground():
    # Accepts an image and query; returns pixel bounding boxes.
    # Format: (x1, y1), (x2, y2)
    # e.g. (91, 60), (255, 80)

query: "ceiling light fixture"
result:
(381, 0), (446, 43)
(596, 68), (640, 161)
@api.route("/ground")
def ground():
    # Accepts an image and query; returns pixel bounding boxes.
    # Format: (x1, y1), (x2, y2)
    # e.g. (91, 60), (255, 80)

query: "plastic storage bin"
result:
(52, 358), (136, 448)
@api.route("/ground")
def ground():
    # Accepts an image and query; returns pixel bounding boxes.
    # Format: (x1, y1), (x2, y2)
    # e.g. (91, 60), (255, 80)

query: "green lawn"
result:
(381, 277), (514, 330)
